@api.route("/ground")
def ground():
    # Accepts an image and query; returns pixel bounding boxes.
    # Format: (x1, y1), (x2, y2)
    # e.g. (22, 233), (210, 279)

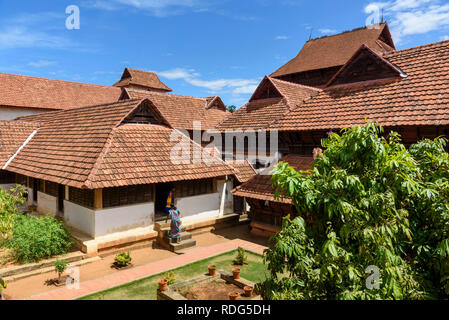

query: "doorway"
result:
(32, 179), (38, 203)
(155, 182), (174, 221)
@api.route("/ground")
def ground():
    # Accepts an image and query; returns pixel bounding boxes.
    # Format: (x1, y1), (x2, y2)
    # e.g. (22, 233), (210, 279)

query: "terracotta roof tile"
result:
(0, 73), (121, 111)
(125, 90), (229, 130)
(271, 39), (449, 131)
(114, 68), (172, 92)
(0, 121), (38, 167)
(227, 160), (257, 183)
(271, 23), (395, 77)
(6, 100), (235, 188)
(232, 155), (314, 203)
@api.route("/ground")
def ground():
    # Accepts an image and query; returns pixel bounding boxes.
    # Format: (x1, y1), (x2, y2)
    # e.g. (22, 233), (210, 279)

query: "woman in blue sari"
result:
(167, 204), (182, 243)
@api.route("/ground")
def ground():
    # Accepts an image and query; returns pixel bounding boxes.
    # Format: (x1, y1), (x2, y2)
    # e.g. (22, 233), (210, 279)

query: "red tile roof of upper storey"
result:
(216, 77), (320, 130)
(113, 68), (172, 92)
(270, 39), (449, 131)
(271, 23), (395, 78)
(0, 72), (122, 111)
(232, 155), (314, 203)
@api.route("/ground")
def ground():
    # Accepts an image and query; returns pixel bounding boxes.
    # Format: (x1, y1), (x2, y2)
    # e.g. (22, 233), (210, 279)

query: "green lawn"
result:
(78, 250), (268, 300)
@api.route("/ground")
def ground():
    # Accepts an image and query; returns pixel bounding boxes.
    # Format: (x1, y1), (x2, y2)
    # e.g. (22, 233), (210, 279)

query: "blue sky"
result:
(0, 0), (448, 107)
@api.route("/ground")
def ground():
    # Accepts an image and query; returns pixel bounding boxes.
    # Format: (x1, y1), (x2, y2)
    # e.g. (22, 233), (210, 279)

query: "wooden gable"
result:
(250, 77), (283, 101)
(122, 100), (171, 127)
(326, 45), (404, 87)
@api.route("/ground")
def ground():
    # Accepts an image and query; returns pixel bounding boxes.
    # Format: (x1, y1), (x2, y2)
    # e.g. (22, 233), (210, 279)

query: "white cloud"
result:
(0, 27), (71, 50)
(275, 35), (289, 40)
(158, 67), (259, 97)
(28, 60), (57, 68)
(365, 0), (449, 43)
(319, 28), (338, 35)
(85, 0), (212, 17)
(441, 35), (449, 40)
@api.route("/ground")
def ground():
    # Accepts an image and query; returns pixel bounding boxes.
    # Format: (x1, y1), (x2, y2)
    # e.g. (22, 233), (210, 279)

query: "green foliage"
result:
(114, 252), (132, 267)
(0, 185), (27, 239)
(6, 215), (72, 264)
(54, 259), (68, 279)
(165, 270), (176, 285)
(227, 105), (237, 113)
(233, 246), (248, 265)
(261, 123), (449, 300)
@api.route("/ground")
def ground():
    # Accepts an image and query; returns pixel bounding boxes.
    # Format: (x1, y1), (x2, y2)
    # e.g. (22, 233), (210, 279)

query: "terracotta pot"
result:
(158, 279), (168, 291)
(232, 268), (241, 280)
(244, 286), (253, 297)
(208, 265), (217, 276)
(229, 292), (239, 301)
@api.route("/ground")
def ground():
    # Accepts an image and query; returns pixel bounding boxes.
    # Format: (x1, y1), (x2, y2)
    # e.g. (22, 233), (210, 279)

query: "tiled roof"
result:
(271, 39), (449, 131)
(124, 89), (229, 130)
(89, 124), (235, 188)
(0, 73), (122, 111)
(217, 77), (319, 130)
(0, 121), (38, 167)
(232, 155), (314, 203)
(271, 23), (395, 77)
(114, 68), (172, 92)
(227, 160), (257, 183)
(5, 100), (235, 189)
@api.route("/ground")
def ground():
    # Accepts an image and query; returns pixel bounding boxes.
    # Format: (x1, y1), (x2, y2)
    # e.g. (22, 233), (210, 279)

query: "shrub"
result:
(165, 271), (175, 285)
(6, 215), (72, 264)
(233, 247), (248, 265)
(0, 185), (27, 240)
(114, 252), (132, 267)
(54, 259), (68, 281)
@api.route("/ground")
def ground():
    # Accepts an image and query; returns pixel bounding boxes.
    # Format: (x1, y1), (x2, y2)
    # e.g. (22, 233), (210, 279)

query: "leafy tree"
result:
(259, 123), (449, 300)
(0, 185), (27, 240)
(227, 105), (237, 113)
(54, 259), (69, 282)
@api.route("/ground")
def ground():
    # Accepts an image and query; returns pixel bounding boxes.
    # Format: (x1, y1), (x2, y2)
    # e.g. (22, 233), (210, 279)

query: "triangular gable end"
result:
(206, 96), (227, 112)
(325, 45), (405, 88)
(120, 99), (173, 127)
(249, 76), (283, 101)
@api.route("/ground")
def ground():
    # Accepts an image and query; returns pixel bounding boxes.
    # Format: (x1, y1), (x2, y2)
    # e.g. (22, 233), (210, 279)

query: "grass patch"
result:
(79, 250), (268, 300)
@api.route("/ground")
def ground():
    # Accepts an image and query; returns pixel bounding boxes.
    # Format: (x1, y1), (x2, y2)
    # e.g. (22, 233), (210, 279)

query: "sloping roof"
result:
(0, 121), (38, 167)
(227, 160), (257, 183)
(5, 99), (235, 189)
(123, 89), (229, 130)
(232, 155), (314, 203)
(114, 68), (172, 92)
(271, 39), (449, 131)
(0, 73), (122, 111)
(271, 24), (395, 78)
(217, 77), (319, 130)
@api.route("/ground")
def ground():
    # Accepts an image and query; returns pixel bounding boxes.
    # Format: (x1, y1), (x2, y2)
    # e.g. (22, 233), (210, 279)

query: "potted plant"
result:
(158, 278), (168, 291)
(113, 252), (132, 269)
(244, 286), (253, 297)
(229, 292), (239, 300)
(208, 265), (217, 276)
(165, 271), (175, 285)
(54, 260), (68, 286)
(232, 268), (241, 280)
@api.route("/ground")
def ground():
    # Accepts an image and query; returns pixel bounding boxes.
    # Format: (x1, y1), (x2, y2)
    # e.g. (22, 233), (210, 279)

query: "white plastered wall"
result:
(0, 106), (49, 121)
(0, 184), (15, 191)
(37, 191), (58, 216)
(64, 201), (155, 238)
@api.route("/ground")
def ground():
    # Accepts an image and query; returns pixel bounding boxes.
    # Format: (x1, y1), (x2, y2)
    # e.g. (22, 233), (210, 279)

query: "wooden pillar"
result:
(65, 186), (70, 200)
(94, 189), (103, 210)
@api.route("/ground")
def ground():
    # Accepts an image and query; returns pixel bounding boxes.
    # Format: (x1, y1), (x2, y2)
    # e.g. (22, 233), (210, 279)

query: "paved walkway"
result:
(26, 239), (267, 300)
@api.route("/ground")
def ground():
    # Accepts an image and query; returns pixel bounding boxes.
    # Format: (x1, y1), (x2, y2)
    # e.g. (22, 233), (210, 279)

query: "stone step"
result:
(163, 232), (192, 244)
(169, 239), (197, 253)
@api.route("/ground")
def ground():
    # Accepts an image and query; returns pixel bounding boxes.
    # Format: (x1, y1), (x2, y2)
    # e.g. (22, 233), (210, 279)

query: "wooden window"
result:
(44, 181), (59, 197)
(103, 184), (154, 209)
(69, 187), (95, 209)
(175, 179), (215, 198)
(0, 171), (16, 184)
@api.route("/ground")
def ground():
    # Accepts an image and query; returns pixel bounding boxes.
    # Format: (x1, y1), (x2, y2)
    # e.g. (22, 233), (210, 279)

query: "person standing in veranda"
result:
(165, 188), (182, 243)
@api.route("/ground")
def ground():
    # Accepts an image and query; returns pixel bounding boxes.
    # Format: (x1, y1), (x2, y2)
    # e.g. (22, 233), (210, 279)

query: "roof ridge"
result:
(127, 89), (208, 101)
(269, 76), (322, 91)
(385, 39), (449, 57)
(307, 23), (386, 43)
(0, 72), (120, 89)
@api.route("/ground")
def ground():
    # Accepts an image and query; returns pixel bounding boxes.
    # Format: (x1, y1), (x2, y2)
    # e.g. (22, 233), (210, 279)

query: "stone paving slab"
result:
(25, 239), (267, 300)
